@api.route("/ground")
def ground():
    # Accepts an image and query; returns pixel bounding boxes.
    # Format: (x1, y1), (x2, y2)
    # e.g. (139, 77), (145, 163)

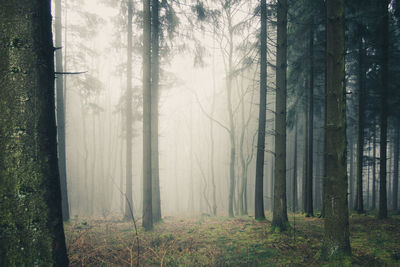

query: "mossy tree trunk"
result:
(322, 0), (351, 258)
(0, 0), (69, 265)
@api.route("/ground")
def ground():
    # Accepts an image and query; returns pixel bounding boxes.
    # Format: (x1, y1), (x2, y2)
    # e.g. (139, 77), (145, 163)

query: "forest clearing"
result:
(65, 213), (400, 266)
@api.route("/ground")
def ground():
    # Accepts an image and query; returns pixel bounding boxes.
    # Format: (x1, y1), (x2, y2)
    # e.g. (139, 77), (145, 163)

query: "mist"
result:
(1, 0), (399, 265)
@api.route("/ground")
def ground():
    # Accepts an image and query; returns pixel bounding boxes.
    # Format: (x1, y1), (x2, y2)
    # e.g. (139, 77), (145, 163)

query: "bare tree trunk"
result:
(349, 139), (354, 209)
(124, 0), (134, 221)
(303, 98), (308, 213)
(378, 0), (389, 220)
(142, 0), (153, 231)
(227, 52), (236, 217)
(272, 0), (289, 231)
(174, 138), (179, 212)
(372, 122), (377, 210)
(388, 141), (393, 209)
(270, 157), (274, 212)
(151, 0), (162, 223)
(90, 116), (97, 215)
(255, 0), (268, 220)
(292, 117), (298, 212)
(367, 141), (371, 209)
(81, 108), (89, 214)
(189, 99), (195, 213)
(355, 32), (365, 214)
(393, 122), (399, 211)
(210, 83), (217, 216)
(305, 16), (314, 217)
(55, 0), (70, 222)
(322, 0), (351, 257)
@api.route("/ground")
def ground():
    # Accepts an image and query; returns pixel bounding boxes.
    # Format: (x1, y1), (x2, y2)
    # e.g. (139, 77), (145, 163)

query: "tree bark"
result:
(305, 16), (314, 217)
(255, 0), (267, 220)
(292, 117), (298, 212)
(322, 0), (351, 258)
(378, 0), (389, 220)
(355, 32), (365, 214)
(349, 139), (354, 209)
(393, 122), (399, 211)
(272, 0), (289, 231)
(210, 68), (217, 216)
(55, 0), (70, 222)
(151, 0), (162, 223)
(124, 0), (134, 221)
(227, 12), (236, 218)
(0, 1), (69, 265)
(142, 0), (153, 230)
(372, 122), (377, 209)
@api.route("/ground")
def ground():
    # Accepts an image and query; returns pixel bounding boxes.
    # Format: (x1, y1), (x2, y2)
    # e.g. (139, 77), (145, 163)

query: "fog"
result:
(57, 0), (305, 220)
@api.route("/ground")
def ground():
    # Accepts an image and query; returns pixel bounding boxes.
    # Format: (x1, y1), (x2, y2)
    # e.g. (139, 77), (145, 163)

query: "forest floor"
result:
(65, 212), (400, 266)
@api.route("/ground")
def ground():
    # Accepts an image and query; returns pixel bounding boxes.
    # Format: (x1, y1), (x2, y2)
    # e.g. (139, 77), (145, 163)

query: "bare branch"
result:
(55, 71), (87, 75)
(190, 89), (231, 133)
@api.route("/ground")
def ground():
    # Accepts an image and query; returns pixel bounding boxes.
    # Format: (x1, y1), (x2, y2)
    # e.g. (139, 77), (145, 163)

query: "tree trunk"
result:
(372, 122), (377, 210)
(378, 0), (389, 220)
(349, 139), (354, 209)
(315, 140), (322, 211)
(81, 108), (89, 214)
(55, 0), (70, 222)
(388, 140), (393, 209)
(0, 1), (69, 265)
(227, 21), (236, 218)
(124, 0), (134, 221)
(142, 0), (153, 230)
(255, 0), (267, 220)
(151, 0), (162, 223)
(239, 100), (247, 216)
(210, 92), (217, 216)
(272, 0), (289, 231)
(189, 100), (195, 213)
(210, 36), (217, 215)
(322, 0), (351, 257)
(393, 122), (399, 211)
(270, 158), (274, 211)
(305, 16), (314, 217)
(292, 117), (298, 212)
(355, 32), (365, 214)
(367, 141), (371, 209)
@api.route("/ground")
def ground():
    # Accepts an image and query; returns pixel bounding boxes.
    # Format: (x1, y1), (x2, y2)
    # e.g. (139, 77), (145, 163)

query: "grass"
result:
(64, 212), (400, 266)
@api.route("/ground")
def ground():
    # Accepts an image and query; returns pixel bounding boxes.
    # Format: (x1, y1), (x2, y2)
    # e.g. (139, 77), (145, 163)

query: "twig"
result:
(111, 179), (140, 267)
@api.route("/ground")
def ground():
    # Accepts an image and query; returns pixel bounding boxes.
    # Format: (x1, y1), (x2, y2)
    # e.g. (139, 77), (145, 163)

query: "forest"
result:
(0, 0), (400, 266)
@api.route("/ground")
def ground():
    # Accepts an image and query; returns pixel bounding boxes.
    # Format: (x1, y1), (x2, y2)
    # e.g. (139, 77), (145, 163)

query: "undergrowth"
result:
(64, 212), (400, 266)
